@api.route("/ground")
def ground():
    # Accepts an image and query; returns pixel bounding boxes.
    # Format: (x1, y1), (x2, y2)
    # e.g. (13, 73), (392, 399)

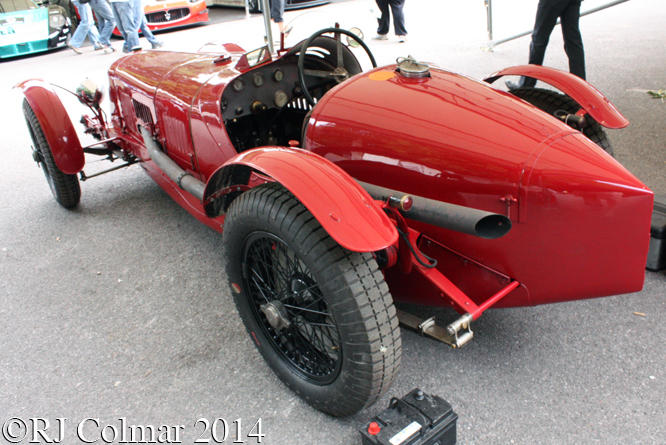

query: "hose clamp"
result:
(176, 172), (193, 188)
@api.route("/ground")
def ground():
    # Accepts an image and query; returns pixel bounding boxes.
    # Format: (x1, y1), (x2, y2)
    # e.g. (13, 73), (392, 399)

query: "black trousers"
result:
(523, 0), (585, 87)
(375, 0), (407, 36)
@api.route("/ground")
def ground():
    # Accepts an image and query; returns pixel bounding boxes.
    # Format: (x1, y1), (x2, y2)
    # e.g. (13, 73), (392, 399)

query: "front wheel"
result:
(223, 182), (401, 417)
(23, 99), (81, 208)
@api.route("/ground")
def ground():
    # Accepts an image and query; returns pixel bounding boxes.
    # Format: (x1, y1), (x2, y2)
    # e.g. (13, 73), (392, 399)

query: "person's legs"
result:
(528, 2), (560, 65)
(132, 0), (145, 35)
(87, 24), (101, 49)
(139, 16), (162, 46)
(141, 16), (163, 46)
(374, 0), (390, 37)
(69, 1), (99, 48)
(517, 0), (565, 87)
(560, 0), (585, 80)
(112, 0), (140, 51)
(388, 0), (406, 37)
(111, 2), (128, 45)
(132, 0), (161, 46)
(90, 0), (116, 48)
(270, 0), (285, 33)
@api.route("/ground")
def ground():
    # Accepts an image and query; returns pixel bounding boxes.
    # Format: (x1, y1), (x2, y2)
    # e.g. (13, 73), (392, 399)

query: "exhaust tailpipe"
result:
(358, 181), (511, 239)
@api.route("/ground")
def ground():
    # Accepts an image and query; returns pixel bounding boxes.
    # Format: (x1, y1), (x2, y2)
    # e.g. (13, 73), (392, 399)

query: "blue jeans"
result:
(69, 0), (101, 48)
(132, 0), (159, 45)
(110, 0), (140, 51)
(89, 0), (116, 47)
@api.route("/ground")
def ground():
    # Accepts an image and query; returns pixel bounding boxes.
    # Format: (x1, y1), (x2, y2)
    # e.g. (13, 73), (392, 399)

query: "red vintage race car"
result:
(17, 27), (653, 417)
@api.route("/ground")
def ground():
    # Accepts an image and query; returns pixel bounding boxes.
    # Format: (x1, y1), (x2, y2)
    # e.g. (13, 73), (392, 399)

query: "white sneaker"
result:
(397, 35), (407, 43)
(372, 34), (388, 40)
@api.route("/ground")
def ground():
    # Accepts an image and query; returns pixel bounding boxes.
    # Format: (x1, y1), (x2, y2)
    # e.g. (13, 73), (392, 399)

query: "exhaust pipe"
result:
(138, 126), (509, 239)
(358, 181), (511, 239)
(140, 126), (205, 201)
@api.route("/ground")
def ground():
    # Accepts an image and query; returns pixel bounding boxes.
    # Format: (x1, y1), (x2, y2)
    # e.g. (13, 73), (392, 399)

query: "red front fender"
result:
(204, 147), (398, 253)
(15, 79), (84, 174)
(484, 65), (629, 129)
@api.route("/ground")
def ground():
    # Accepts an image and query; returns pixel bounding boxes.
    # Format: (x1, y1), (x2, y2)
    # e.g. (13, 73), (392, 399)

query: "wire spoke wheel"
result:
(242, 232), (342, 383)
(224, 182), (401, 416)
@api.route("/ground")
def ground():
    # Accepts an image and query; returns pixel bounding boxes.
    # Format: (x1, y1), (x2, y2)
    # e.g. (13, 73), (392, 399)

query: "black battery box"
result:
(647, 196), (666, 272)
(359, 389), (457, 445)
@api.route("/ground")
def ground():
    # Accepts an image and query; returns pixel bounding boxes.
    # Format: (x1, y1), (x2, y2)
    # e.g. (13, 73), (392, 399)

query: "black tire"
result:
(223, 182), (401, 417)
(510, 87), (614, 156)
(23, 99), (81, 208)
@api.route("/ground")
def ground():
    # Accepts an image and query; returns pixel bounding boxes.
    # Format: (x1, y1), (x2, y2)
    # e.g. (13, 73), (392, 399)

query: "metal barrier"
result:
(484, 0), (631, 50)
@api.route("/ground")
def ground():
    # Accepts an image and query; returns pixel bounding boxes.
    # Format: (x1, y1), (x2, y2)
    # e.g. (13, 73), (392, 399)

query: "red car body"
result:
(17, 30), (653, 416)
(308, 65), (651, 309)
(91, 47), (651, 311)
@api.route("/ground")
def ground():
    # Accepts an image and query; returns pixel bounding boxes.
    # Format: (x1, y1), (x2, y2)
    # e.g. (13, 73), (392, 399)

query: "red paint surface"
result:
(16, 79), (84, 174)
(216, 147), (399, 252)
(484, 65), (629, 128)
(100, 53), (655, 308)
(306, 65), (652, 307)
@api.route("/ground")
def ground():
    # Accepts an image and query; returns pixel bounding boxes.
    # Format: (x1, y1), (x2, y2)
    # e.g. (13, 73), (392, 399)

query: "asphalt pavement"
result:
(1, 0), (665, 444)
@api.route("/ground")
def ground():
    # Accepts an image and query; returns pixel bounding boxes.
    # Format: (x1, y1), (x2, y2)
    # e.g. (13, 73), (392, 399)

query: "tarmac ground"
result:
(1, 0), (665, 444)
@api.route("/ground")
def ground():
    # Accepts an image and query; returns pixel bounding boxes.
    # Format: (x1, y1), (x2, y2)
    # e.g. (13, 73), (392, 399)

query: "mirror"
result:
(346, 27), (364, 48)
(246, 45), (271, 67)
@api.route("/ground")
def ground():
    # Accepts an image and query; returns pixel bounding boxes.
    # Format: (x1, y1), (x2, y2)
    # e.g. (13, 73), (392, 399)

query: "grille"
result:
(132, 99), (154, 125)
(146, 8), (190, 23)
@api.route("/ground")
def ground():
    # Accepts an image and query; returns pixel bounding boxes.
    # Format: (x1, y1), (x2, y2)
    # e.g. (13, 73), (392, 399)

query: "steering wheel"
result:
(297, 28), (377, 107)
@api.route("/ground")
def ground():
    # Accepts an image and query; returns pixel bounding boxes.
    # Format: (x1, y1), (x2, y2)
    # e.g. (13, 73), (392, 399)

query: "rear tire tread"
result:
(224, 182), (400, 417)
(509, 87), (614, 156)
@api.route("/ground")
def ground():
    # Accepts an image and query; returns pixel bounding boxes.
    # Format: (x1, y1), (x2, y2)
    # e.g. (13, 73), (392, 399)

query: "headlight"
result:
(49, 13), (65, 28)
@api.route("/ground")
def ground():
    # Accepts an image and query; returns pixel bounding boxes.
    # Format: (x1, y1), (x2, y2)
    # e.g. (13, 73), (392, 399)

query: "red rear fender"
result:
(15, 79), (84, 174)
(484, 65), (629, 129)
(204, 147), (398, 253)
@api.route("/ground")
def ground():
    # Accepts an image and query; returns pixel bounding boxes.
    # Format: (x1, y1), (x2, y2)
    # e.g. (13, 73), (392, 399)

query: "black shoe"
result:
(505, 80), (523, 90)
